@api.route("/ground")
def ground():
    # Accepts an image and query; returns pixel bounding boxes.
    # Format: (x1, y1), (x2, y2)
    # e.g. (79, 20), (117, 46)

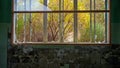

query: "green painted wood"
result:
(111, 0), (120, 23)
(0, 0), (12, 23)
(111, 0), (120, 44)
(111, 23), (120, 44)
(0, 23), (8, 68)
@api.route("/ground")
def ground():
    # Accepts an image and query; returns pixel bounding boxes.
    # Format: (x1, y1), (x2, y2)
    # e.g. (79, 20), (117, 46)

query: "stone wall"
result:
(7, 45), (120, 68)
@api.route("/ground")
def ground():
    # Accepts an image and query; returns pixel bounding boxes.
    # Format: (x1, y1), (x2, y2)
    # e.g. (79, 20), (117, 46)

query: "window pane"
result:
(47, 13), (74, 42)
(47, 0), (59, 11)
(31, 13), (43, 42)
(77, 13), (90, 42)
(47, 13), (59, 42)
(15, 13), (24, 42)
(91, 12), (109, 43)
(14, 0), (51, 11)
(93, 13), (106, 43)
(14, 0), (24, 11)
(95, 0), (110, 10)
(64, 0), (73, 10)
(14, 0), (74, 11)
(63, 13), (74, 42)
(78, 0), (90, 10)
(77, 0), (109, 10)
(95, 0), (105, 10)
(15, 13), (43, 42)
(77, 12), (109, 43)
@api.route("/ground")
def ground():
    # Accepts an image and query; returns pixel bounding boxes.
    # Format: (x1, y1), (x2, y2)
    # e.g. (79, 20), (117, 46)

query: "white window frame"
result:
(11, 0), (111, 45)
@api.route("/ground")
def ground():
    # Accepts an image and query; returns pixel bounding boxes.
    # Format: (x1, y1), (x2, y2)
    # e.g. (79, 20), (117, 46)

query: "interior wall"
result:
(111, 0), (120, 44)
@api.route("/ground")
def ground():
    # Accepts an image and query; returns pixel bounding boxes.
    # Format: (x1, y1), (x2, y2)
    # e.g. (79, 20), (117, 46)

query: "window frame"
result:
(11, 0), (111, 45)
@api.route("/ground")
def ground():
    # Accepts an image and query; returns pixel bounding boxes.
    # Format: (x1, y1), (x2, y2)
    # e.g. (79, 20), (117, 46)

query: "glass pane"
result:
(77, 13), (90, 42)
(94, 13), (106, 43)
(90, 12), (109, 43)
(47, 13), (59, 42)
(14, 0), (51, 11)
(95, 0), (105, 10)
(95, 0), (110, 10)
(77, 12), (109, 43)
(64, 0), (73, 10)
(63, 13), (74, 42)
(77, 0), (110, 10)
(14, 0), (24, 11)
(14, 0), (75, 11)
(47, 0), (59, 11)
(47, 13), (74, 42)
(15, 13), (43, 42)
(15, 13), (24, 42)
(31, 13), (43, 42)
(78, 0), (90, 10)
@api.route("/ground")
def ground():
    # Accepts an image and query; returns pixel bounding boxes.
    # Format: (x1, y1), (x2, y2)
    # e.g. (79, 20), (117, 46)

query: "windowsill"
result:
(11, 42), (111, 46)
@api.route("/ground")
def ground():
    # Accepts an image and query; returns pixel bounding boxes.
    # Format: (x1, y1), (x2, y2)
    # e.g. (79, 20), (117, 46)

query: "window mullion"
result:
(23, 0), (27, 42)
(29, 0), (32, 42)
(14, 0), (18, 43)
(13, 14), (17, 43)
(90, 0), (92, 42)
(59, 0), (61, 42)
(74, 0), (78, 42)
(59, 0), (64, 42)
(61, 0), (64, 42)
(105, 0), (108, 43)
(14, 18), (17, 43)
(14, 0), (17, 11)
(94, 0), (96, 43)
(43, 0), (48, 42)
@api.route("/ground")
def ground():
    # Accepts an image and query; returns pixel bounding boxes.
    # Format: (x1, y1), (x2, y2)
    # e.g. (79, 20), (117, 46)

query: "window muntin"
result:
(12, 0), (110, 44)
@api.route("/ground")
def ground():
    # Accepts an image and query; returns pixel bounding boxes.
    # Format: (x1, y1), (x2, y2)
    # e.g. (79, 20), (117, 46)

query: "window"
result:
(12, 0), (110, 45)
